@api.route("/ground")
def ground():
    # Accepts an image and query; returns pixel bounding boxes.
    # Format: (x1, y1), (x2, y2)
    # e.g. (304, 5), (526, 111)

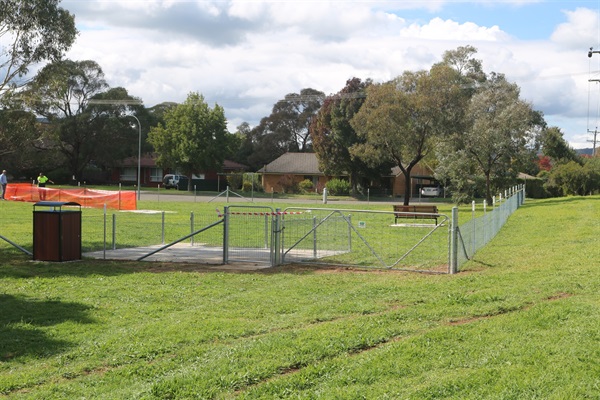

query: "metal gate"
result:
(223, 205), (279, 265)
(280, 207), (450, 273)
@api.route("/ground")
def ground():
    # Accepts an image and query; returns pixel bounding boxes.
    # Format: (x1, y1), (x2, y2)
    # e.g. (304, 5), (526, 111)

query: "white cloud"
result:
(60, 0), (600, 148)
(551, 7), (599, 49)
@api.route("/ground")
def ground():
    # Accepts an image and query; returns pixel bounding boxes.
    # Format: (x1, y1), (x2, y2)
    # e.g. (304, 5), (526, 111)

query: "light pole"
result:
(128, 115), (142, 201)
(87, 99), (143, 200)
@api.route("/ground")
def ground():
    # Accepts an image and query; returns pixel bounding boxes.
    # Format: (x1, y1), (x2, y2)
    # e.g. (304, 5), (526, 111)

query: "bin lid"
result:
(33, 201), (81, 210)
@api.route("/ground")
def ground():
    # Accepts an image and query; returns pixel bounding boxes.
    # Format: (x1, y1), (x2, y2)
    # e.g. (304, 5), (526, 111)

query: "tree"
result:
(24, 60), (143, 180)
(311, 78), (390, 194)
(350, 64), (467, 205)
(540, 126), (581, 165)
(435, 45), (487, 87)
(241, 88), (325, 170)
(442, 73), (543, 204)
(148, 92), (229, 190)
(547, 157), (600, 196)
(0, 0), (77, 99)
(0, 107), (39, 172)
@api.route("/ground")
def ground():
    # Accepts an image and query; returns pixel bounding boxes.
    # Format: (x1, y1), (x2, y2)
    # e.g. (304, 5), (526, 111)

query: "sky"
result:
(58, 0), (600, 149)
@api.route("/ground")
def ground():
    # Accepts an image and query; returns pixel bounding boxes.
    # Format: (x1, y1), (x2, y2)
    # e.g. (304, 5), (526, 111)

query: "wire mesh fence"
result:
(1, 187), (525, 272)
(82, 209), (224, 253)
(455, 187), (525, 270)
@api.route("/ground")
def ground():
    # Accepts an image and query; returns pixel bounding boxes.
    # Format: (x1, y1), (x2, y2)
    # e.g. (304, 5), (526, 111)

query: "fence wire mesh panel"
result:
(456, 188), (525, 270)
(224, 205), (276, 265)
(281, 207), (450, 273)
(80, 209), (223, 253)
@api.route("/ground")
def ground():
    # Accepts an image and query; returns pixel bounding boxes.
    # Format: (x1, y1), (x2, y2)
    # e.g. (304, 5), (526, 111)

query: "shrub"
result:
(326, 178), (350, 195)
(298, 179), (314, 193)
(226, 174), (243, 190)
(242, 173), (263, 192)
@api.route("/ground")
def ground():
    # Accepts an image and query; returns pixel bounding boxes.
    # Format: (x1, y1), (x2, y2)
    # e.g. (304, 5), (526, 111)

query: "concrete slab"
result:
(83, 243), (273, 270)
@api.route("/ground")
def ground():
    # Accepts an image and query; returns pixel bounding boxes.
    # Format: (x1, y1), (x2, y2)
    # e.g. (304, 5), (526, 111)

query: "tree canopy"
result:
(23, 60), (143, 180)
(436, 73), (543, 203)
(350, 64), (467, 204)
(148, 92), (229, 189)
(311, 77), (391, 194)
(0, 0), (77, 100)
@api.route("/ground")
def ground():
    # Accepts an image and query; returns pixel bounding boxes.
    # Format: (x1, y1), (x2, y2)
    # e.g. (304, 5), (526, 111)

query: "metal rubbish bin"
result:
(33, 201), (82, 262)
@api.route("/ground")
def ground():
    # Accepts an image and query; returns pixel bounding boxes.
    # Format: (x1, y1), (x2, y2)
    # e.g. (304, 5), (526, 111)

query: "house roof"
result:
(223, 159), (248, 171)
(120, 154), (248, 171)
(258, 152), (326, 175)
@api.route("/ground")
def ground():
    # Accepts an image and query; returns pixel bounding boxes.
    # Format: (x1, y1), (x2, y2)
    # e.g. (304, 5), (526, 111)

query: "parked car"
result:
(162, 174), (187, 189)
(420, 187), (440, 197)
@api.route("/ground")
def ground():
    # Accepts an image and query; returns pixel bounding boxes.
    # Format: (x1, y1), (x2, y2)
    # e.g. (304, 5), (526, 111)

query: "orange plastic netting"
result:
(4, 183), (137, 210)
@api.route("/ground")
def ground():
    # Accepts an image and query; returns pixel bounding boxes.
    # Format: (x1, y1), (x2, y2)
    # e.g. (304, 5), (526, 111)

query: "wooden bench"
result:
(393, 205), (439, 224)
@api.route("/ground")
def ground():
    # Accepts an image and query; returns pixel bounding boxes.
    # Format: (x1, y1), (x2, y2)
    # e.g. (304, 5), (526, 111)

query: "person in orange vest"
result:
(37, 172), (54, 201)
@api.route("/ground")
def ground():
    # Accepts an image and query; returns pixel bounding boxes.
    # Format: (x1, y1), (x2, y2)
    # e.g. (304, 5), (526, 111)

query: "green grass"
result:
(0, 196), (599, 398)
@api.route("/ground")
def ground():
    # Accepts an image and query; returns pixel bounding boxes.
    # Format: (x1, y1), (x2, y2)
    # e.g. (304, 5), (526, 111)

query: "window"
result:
(120, 167), (136, 181)
(150, 168), (163, 182)
(192, 173), (205, 180)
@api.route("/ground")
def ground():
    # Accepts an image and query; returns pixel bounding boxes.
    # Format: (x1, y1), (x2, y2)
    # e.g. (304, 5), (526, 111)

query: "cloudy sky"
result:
(60, 0), (600, 149)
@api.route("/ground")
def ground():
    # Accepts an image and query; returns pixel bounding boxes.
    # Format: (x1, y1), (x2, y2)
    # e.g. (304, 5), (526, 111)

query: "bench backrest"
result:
(393, 205), (438, 214)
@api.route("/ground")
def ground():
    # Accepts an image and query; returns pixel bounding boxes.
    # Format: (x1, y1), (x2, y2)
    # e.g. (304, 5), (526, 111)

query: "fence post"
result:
(223, 206), (229, 264)
(264, 214), (269, 249)
(161, 211), (165, 244)
(449, 207), (459, 274)
(471, 201), (476, 257)
(313, 216), (317, 259)
(347, 214), (352, 251)
(103, 204), (107, 259)
(483, 200), (487, 245)
(112, 213), (116, 250)
(272, 208), (281, 266)
(190, 211), (194, 246)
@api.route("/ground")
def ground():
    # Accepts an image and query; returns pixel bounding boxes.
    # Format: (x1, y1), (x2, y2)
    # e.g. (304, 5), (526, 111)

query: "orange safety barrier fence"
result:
(4, 183), (137, 210)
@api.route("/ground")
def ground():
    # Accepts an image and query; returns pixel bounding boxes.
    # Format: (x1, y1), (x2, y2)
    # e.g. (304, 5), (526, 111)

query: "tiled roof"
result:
(258, 153), (324, 175)
(223, 159), (248, 171)
(120, 154), (247, 171)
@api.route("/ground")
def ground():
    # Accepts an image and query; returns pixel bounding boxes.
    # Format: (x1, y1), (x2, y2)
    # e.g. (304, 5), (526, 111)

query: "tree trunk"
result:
(485, 172), (492, 205)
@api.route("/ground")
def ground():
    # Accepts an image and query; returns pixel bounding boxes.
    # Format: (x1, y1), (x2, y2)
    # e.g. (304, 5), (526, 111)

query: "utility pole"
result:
(588, 128), (598, 156)
(587, 47), (600, 156)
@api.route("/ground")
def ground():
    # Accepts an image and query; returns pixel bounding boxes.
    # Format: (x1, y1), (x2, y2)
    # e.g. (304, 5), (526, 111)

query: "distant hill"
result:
(576, 148), (594, 156)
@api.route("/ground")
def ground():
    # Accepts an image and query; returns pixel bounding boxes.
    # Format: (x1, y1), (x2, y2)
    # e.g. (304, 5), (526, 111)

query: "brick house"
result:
(257, 152), (340, 193)
(258, 152), (437, 197)
(111, 154), (248, 190)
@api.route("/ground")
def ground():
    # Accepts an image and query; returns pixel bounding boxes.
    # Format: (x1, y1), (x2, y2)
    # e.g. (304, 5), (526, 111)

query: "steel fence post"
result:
(347, 214), (352, 252)
(190, 211), (194, 246)
(103, 204), (107, 259)
(112, 213), (116, 250)
(472, 201), (476, 257)
(161, 211), (165, 244)
(264, 214), (269, 249)
(449, 207), (459, 274)
(223, 206), (229, 264)
(313, 216), (317, 259)
(273, 208), (281, 266)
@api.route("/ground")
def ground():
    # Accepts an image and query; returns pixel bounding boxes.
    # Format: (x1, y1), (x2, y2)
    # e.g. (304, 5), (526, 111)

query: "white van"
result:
(420, 187), (440, 197)
(162, 174), (187, 189)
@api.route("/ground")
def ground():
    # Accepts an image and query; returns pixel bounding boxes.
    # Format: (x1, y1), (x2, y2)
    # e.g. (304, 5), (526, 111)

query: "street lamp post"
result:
(128, 115), (142, 201)
(87, 99), (143, 200)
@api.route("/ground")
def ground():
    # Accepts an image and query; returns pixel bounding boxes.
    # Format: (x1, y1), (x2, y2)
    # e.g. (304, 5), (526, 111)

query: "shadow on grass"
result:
(0, 294), (94, 361)
(0, 251), (156, 279)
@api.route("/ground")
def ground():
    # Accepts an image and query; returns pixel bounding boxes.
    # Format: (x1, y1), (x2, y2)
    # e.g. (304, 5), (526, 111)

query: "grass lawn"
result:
(0, 195), (598, 399)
